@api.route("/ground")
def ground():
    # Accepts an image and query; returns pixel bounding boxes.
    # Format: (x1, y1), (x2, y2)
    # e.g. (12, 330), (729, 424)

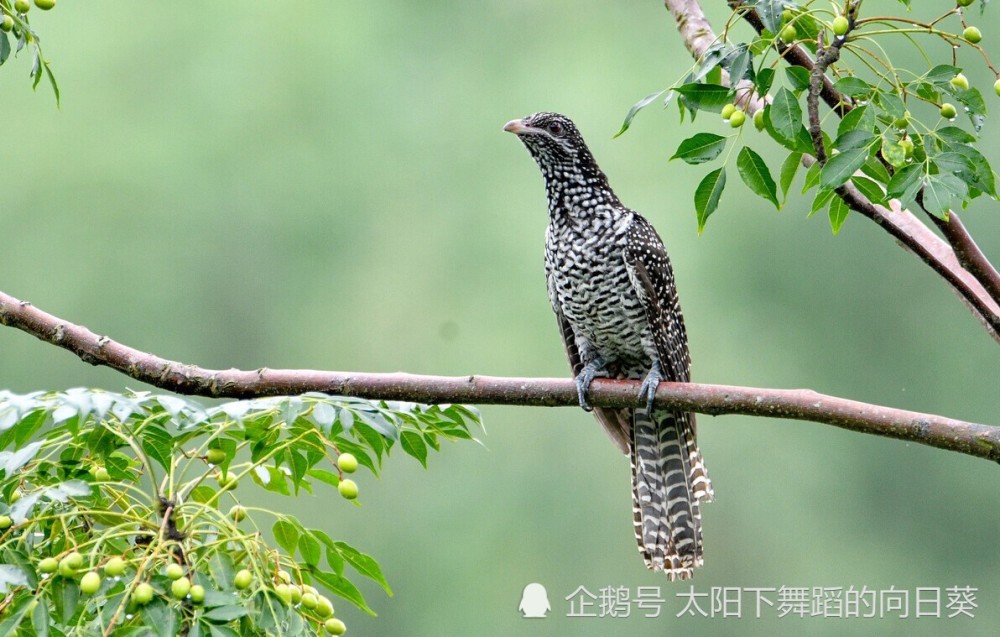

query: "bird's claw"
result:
(638, 362), (662, 416)
(575, 357), (607, 412)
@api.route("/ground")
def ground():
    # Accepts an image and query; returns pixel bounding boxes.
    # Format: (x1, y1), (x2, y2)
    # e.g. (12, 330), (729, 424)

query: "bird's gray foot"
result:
(575, 356), (607, 412)
(638, 361), (663, 416)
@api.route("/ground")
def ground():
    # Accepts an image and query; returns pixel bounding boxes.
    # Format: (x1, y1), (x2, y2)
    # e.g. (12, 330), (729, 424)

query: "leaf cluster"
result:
(0, 389), (481, 636)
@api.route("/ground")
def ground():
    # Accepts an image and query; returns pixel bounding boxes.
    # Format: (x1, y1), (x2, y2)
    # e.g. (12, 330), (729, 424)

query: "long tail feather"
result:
(630, 409), (711, 580)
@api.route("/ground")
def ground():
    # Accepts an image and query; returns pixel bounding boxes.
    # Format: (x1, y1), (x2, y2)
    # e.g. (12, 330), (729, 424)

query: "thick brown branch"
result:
(1, 290), (997, 462)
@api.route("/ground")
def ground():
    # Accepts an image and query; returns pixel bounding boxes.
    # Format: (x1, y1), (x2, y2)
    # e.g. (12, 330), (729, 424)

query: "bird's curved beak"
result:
(504, 119), (528, 134)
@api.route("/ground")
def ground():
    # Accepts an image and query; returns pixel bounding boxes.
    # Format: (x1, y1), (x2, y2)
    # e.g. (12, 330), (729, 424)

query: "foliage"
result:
(0, 0), (59, 104)
(620, 0), (998, 234)
(0, 389), (481, 635)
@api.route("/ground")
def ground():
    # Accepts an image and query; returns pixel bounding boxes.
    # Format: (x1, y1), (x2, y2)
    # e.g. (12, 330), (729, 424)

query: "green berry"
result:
(80, 571), (101, 595)
(65, 551), (84, 569)
(104, 556), (126, 577)
(720, 103), (737, 120)
(275, 583), (293, 605)
(728, 110), (746, 128)
(206, 448), (227, 465)
(964, 26), (982, 44)
(958, 0), (975, 6)
(781, 9), (793, 23)
(133, 582), (154, 605)
(93, 467), (110, 481)
(190, 584), (205, 603)
(218, 473), (238, 491)
(780, 25), (798, 44)
(753, 108), (765, 130)
(940, 103), (958, 119)
(14, 0), (30, 13)
(325, 618), (347, 635)
(951, 73), (970, 91)
(39, 557), (59, 574)
(276, 569), (292, 584)
(171, 576), (191, 599)
(316, 596), (334, 618)
(234, 568), (252, 590)
(337, 453), (358, 473)
(165, 563), (184, 580)
(34, 0), (56, 9)
(832, 16), (849, 37)
(8, 491), (20, 504)
(302, 585), (318, 597)
(0, 515), (12, 529)
(229, 504), (247, 522)
(301, 592), (318, 609)
(994, 77), (1000, 97)
(338, 479), (358, 500)
(1, 15), (13, 32)
(290, 585), (303, 604)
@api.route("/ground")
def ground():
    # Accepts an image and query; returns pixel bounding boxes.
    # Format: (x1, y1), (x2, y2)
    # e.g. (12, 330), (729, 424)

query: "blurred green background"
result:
(1, 1), (997, 635)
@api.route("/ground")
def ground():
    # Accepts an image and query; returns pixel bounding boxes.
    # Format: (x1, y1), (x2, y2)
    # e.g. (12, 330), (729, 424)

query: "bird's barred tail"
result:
(630, 409), (712, 580)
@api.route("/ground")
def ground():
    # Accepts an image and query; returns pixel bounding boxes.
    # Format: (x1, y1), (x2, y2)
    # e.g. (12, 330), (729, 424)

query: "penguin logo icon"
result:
(518, 582), (551, 618)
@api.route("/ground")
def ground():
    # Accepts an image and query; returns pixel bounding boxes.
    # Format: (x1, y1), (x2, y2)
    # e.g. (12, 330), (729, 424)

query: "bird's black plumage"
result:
(505, 112), (713, 579)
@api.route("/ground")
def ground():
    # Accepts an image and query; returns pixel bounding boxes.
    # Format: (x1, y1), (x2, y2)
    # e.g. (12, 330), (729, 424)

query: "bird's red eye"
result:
(547, 122), (563, 135)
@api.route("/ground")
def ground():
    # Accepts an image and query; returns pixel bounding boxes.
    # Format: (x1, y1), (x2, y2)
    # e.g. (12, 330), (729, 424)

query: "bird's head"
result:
(503, 113), (614, 199)
(503, 112), (596, 174)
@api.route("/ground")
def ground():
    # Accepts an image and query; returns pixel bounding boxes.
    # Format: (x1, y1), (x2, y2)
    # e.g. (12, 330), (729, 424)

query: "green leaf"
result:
(0, 33), (10, 66)
(779, 152), (802, 200)
(837, 105), (875, 139)
(833, 77), (873, 98)
(850, 176), (888, 207)
(802, 161), (821, 193)
(615, 89), (667, 137)
(922, 174), (967, 218)
(828, 196), (849, 234)
(736, 147), (779, 208)
(785, 66), (811, 93)
(880, 138), (906, 169)
(273, 520), (300, 556)
(723, 43), (754, 84)
(860, 157), (892, 185)
(311, 570), (376, 616)
(299, 532), (322, 568)
(944, 144), (997, 197)
(886, 163), (923, 207)
(875, 90), (905, 119)
(334, 541), (393, 595)
(925, 64), (963, 85)
(770, 88), (803, 143)
(143, 600), (179, 637)
(306, 468), (340, 488)
(400, 431), (428, 468)
(672, 83), (732, 113)
(670, 133), (728, 165)
(810, 188), (835, 217)
(694, 167), (726, 233)
(203, 605), (250, 623)
(936, 126), (976, 144)
(755, 67), (775, 96)
(756, 0), (784, 32)
(820, 148), (868, 189)
(952, 87), (987, 132)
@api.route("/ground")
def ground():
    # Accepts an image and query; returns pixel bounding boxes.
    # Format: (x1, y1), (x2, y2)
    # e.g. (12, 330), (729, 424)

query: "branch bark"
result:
(661, 0), (1000, 344)
(1, 290), (997, 463)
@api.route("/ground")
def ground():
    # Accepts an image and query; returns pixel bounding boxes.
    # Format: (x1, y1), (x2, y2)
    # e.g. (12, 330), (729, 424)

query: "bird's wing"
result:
(623, 215), (691, 383)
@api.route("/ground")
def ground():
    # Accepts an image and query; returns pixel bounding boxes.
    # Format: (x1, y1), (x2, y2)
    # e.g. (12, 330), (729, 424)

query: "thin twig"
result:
(0, 290), (997, 462)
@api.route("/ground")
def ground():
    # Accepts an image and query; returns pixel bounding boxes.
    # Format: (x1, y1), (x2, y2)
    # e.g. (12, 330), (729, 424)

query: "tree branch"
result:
(1, 290), (997, 463)
(661, 0), (1000, 344)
